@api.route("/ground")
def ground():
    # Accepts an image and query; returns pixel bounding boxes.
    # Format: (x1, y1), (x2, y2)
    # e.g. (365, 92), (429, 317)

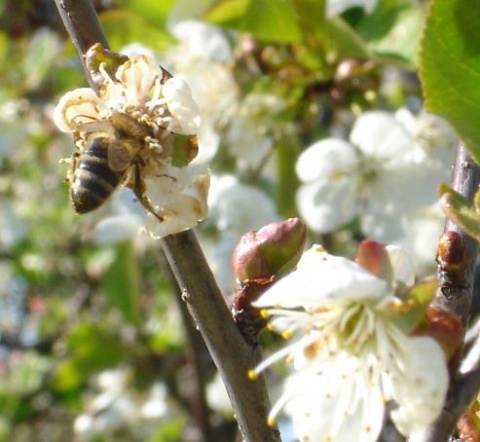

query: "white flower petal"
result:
(390, 336), (448, 435)
(399, 205), (444, 274)
(53, 88), (101, 131)
(208, 175), (278, 233)
(254, 244), (447, 442)
(115, 54), (161, 102)
(92, 214), (142, 245)
(284, 358), (384, 442)
(193, 122), (220, 164)
(143, 167), (209, 239)
(162, 77), (200, 134)
(296, 176), (359, 234)
(296, 139), (359, 182)
(350, 111), (413, 161)
(385, 245), (415, 287)
(254, 246), (387, 308)
(170, 20), (232, 63)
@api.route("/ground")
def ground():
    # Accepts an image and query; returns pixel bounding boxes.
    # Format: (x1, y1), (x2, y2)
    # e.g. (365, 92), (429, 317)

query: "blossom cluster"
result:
(54, 49), (209, 239)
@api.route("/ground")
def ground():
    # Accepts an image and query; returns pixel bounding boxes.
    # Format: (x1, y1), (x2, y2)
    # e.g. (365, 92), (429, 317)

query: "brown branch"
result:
(436, 144), (480, 324)
(410, 144), (480, 442)
(161, 231), (281, 442)
(52, 1), (279, 440)
(53, 0), (108, 90)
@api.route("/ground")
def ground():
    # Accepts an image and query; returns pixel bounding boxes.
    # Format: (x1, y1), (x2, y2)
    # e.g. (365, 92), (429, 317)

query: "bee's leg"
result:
(63, 152), (79, 185)
(132, 162), (164, 222)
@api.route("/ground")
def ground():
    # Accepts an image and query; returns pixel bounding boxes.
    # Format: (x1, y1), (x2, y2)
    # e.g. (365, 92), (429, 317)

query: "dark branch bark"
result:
(161, 231), (281, 442)
(53, 0), (108, 90)
(436, 145), (480, 324)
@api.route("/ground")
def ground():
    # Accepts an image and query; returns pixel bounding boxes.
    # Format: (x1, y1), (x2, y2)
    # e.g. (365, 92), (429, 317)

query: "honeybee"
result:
(68, 112), (163, 220)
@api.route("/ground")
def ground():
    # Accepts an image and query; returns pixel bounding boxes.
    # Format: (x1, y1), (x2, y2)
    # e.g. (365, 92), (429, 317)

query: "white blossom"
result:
(164, 20), (238, 164)
(169, 20), (232, 63)
(54, 51), (209, 238)
(252, 245), (448, 442)
(296, 110), (455, 243)
(208, 175), (279, 234)
(74, 368), (169, 441)
(227, 93), (286, 173)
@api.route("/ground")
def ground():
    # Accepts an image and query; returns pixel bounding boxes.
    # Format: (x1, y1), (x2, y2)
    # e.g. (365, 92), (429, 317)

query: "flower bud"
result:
(457, 411), (480, 442)
(436, 230), (468, 273)
(411, 304), (463, 360)
(356, 239), (393, 283)
(232, 218), (307, 283)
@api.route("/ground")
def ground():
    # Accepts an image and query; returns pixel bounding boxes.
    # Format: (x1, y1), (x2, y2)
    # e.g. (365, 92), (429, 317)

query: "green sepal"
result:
(393, 278), (437, 333)
(440, 183), (480, 242)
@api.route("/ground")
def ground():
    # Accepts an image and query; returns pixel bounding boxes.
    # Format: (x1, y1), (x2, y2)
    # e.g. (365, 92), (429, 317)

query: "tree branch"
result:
(53, 0), (108, 90)
(437, 144), (480, 324)
(161, 231), (280, 442)
(410, 144), (480, 442)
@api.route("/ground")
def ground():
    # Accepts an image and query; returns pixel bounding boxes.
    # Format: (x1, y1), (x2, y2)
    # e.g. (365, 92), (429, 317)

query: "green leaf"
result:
(100, 9), (174, 51)
(420, 0), (480, 164)
(205, 0), (251, 23)
(116, 0), (175, 19)
(295, 0), (371, 61)
(53, 323), (127, 392)
(394, 278), (437, 333)
(321, 17), (371, 59)
(232, 0), (302, 43)
(294, 0), (326, 28)
(440, 184), (480, 242)
(356, 0), (425, 67)
(103, 241), (141, 326)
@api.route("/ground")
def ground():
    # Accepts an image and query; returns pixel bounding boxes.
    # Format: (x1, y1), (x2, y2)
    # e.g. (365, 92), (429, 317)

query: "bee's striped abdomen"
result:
(70, 138), (122, 214)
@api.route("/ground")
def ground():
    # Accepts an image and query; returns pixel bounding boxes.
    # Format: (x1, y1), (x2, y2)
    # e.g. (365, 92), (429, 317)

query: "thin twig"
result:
(52, 1), (279, 440)
(54, 0), (108, 90)
(410, 144), (480, 442)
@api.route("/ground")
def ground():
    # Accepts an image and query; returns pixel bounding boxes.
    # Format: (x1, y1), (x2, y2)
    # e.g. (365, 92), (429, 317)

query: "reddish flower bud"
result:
(411, 304), (463, 360)
(232, 218), (307, 283)
(356, 239), (393, 283)
(457, 412), (480, 442)
(436, 231), (468, 274)
(231, 218), (307, 345)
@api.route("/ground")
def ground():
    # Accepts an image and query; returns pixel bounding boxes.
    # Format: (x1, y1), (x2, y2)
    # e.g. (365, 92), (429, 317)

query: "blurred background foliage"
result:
(0, 0), (434, 441)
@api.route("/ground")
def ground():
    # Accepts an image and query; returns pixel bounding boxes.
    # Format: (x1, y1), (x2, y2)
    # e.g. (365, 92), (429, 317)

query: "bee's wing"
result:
(107, 141), (136, 171)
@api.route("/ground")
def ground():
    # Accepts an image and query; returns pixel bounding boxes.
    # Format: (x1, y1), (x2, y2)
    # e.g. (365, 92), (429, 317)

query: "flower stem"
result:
(52, 1), (279, 440)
